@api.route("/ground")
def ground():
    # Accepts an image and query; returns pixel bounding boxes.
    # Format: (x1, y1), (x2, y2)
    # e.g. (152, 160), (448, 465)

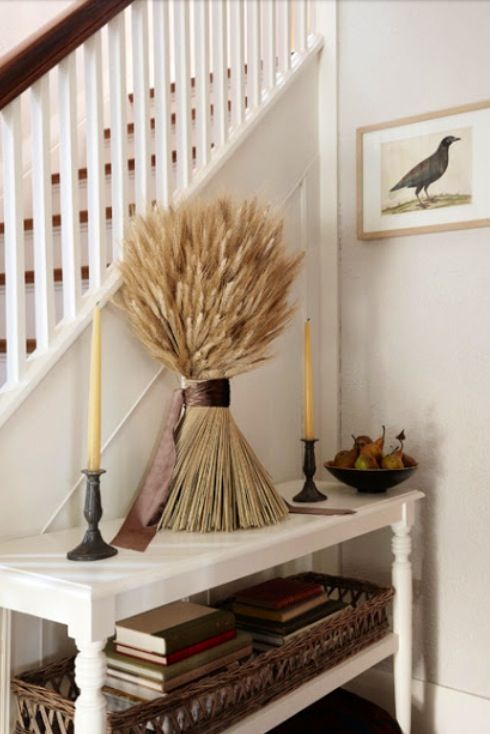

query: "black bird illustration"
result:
(390, 135), (461, 208)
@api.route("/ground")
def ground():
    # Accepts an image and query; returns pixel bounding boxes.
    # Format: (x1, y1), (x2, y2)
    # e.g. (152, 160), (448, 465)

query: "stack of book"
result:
(106, 601), (252, 698)
(232, 576), (349, 650)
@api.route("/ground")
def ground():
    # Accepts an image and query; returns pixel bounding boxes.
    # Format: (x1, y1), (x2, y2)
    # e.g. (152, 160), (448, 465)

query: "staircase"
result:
(0, 0), (319, 426)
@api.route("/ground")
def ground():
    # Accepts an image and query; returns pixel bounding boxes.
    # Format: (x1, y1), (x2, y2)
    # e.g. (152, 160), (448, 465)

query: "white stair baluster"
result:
(84, 32), (107, 290)
(31, 75), (56, 351)
(307, 0), (315, 40)
(262, 0), (277, 92)
(174, 0), (192, 190)
(1, 98), (26, 385)
(195, 0), (211, 169)
(246, 0), (261, 110)
(153, 0), (172, 206)
(230, 0), (245, 129)
(277, 0), (292, 76)
(131, 0), (151, 213)
(296, 0), (308, 53)
(58, 53), (81, 322)
(211, 0), (228, 147)
(108, 11), (128, 260)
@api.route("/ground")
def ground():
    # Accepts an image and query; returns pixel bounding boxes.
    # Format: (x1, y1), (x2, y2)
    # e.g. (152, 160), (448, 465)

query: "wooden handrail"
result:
(0, 0), (133, 111)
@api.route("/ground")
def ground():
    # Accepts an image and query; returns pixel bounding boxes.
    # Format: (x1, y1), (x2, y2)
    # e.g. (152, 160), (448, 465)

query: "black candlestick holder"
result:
(67, 469), (118, 561)
(293, 438), (327, 503)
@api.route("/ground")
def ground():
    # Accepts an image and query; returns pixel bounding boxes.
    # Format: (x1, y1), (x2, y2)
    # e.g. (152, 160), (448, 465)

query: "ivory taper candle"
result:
(87, 306), (102, 471)
(304, 319), (315, 439)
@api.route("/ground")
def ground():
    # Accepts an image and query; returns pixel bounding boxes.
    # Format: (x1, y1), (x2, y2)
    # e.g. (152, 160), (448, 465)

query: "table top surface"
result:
(0, 481), (423, 601)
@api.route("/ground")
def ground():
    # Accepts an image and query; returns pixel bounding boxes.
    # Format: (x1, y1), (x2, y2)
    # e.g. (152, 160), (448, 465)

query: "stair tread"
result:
(126, 73), (232, 103)
(0, 265), (92, 288)
(0, 204), (116, 236)
(51, 103), (220, 186)
(0, 76), (235, 232)
(1, 143), (202, 234)
(0, 339), (36, 355)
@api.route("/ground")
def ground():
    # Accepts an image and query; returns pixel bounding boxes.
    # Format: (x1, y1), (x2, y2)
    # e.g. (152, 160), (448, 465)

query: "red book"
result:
(115, 629), (236, 666)
(235, 577), (324, 610)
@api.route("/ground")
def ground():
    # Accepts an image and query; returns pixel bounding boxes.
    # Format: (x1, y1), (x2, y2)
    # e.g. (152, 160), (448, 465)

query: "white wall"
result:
(336, 1), (490, 730)
(0, 56), (335, 687)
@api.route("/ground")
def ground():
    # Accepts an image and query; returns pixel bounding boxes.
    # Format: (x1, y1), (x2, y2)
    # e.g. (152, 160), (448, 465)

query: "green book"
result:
(115, 601), (235, 655)
(106, 631), (251, 682)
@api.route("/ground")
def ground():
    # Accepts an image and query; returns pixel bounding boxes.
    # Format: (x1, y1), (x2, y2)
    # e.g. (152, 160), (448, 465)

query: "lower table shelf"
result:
(226, 633), (398, 734)
(13, 573), (394, 734)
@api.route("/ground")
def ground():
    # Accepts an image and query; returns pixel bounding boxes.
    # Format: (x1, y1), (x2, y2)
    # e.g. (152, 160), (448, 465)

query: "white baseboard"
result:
(346, 667), (490, 734)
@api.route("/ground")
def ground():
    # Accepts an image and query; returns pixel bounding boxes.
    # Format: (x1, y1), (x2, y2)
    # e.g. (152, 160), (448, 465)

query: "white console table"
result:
(0, 481), (423, 734)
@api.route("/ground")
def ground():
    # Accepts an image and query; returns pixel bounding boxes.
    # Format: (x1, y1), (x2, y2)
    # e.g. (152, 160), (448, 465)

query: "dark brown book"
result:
(235, 577), (324, 610)
(233, 592), (328, 622)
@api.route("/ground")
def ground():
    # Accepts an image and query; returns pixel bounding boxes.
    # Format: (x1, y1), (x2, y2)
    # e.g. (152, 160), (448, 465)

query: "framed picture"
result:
(357, 100), (490, 239)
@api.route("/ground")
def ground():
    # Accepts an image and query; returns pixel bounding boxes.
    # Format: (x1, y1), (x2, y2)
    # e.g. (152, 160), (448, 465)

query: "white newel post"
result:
(391, 506), (413, 734)
(73, 639), (107, 734)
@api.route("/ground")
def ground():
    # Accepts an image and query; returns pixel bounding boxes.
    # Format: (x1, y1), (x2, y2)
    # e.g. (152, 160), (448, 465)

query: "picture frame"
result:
(357, 100), (490, 240)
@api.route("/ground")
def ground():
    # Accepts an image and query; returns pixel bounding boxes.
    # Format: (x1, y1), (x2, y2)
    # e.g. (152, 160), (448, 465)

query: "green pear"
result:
(381, 430), (405, 469)
(354, 451), (379, 470)
(381, 451), (404, 470)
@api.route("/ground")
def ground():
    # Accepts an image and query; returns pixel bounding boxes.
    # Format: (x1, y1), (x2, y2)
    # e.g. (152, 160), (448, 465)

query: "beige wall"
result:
(336, 0), (490, 722)
(0, 1), (74, 57)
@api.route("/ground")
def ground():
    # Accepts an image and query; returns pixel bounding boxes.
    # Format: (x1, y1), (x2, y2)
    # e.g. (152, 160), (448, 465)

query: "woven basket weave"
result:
(12, 573), (394, 734)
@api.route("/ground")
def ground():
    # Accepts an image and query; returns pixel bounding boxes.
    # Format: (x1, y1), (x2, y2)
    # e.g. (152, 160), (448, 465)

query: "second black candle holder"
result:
(293, 438), (327, 503)
(67, 469), (118, 561)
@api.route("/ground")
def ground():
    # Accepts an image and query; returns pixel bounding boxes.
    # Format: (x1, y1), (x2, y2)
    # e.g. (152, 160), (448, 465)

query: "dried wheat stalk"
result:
(119, 197), (303, 532)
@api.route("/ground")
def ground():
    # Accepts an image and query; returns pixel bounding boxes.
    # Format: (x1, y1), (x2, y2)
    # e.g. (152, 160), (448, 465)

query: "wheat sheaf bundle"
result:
(119, 197), (303, 532)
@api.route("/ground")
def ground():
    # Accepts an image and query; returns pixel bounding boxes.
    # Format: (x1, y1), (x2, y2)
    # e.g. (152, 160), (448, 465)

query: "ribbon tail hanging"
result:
(112, 389), (184, 551)
(285, 501), (355, 516)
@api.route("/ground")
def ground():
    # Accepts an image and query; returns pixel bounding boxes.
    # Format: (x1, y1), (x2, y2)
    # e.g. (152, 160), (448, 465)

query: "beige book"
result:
(115, 601), (233, 654)
(105, 677), (163, 700)
(108, 644), (252, 693)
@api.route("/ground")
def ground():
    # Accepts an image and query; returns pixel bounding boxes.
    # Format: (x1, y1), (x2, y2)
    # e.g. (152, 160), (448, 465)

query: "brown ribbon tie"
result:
(112, 379), (230, 551)
(285, 501), (355, 516)
(111, 388), (184, 551)
(112, 377), (354, 551)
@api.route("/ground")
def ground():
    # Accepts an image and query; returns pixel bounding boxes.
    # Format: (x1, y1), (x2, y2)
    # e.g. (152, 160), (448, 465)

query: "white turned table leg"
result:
(0, 609), (11, 734)
(391, 515), (413, 734)
(74, 639), (107, 734)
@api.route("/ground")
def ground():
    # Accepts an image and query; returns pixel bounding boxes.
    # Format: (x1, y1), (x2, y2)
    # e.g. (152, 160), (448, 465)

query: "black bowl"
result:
(323, 462), (418, 493)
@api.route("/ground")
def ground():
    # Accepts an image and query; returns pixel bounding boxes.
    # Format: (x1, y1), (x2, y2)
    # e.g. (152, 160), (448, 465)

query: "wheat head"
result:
(118, 197), (303, 379)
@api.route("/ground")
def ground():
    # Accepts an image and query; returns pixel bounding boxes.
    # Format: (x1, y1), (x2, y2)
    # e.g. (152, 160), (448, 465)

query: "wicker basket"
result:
(12, 573), (394, 734)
